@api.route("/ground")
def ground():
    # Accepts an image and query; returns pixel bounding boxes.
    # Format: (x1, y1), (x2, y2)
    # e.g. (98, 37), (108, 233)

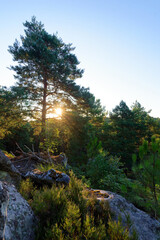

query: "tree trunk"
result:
(40, 76), (47, 143)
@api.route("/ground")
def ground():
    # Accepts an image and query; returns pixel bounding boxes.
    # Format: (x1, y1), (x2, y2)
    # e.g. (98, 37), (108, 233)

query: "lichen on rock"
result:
(0, 181), (36, 240)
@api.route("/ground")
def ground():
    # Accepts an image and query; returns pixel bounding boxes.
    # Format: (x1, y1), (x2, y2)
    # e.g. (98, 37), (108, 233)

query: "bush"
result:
(19, 178), (35, 201)
(86, 152), (129, 193)
(107, 218), (129, 240)
(20, 174), (137, 240)
(31, 185), (68, 227)
(37, 162), (66, 173)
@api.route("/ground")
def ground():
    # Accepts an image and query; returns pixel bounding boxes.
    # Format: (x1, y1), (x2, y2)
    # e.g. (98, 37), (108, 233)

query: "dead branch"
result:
(16, 142), (25, 154)
(10, 151), (16, 157)
(12, 157), (30, 163)
(24, 145), (50, 164)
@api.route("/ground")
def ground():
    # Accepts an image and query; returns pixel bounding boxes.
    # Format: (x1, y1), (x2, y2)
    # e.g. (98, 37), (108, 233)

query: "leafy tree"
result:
(8, 16), (94, 141)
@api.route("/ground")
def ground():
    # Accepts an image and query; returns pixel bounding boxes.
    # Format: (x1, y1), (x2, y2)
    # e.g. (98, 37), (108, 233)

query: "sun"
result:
(55, 108), (62, 117)
(47, 108), (63, 119)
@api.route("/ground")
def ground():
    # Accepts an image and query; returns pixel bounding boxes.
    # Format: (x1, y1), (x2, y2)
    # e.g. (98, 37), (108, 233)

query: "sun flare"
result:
(47, 108), (63, 119)
(55, 108), (62, 117)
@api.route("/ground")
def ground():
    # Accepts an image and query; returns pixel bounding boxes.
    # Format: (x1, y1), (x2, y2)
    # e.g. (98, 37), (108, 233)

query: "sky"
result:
(1, 0), (160, 117)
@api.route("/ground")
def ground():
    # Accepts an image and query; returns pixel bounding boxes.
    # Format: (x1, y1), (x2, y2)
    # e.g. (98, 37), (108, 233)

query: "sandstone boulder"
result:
(93, 189), (160, 240)
(0, 181), (36, 240)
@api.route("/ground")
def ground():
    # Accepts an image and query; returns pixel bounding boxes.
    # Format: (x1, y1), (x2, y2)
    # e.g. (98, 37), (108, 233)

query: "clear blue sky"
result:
(1, 0), (160, 117)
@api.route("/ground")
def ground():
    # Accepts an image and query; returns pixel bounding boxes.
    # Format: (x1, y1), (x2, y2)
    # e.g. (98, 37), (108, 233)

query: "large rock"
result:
(25, 168), (70, 186)
(0, 150), (21, 186)
(0, 181), (36, 240)
(94, 189), (160, 240)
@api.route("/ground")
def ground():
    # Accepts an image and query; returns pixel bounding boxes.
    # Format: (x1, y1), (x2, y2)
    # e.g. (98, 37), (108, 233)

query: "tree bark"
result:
(40, 76), (47, 143)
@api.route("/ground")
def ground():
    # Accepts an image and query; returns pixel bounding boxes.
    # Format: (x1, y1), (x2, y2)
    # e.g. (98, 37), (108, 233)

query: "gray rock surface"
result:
(0, 181), (36, 240)
(25, 168), (70, 186)
(0, 150), (21, 186)
(0, 181), (8, 239)
(97, 190), (160, 240)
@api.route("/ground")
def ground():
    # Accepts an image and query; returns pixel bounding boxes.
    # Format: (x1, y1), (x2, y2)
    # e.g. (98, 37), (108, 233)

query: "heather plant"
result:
(37, 162), (66, 173)
(31, 186), (68, 228)
(19, 178), (35, 201)
(20, 172), (137, 240)
(107, 218), (130, 240)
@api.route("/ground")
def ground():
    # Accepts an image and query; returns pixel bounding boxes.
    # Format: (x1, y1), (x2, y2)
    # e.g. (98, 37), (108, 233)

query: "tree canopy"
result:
(8, 17), (96, 140)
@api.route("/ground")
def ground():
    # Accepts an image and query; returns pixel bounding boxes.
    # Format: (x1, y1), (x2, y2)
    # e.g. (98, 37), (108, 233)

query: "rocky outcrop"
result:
(0, 181), (8, 239)
(0, 150), (70, 187)
(0, 150), (21, 186)
(0, 181), (36, 240)
(93, 189), (160, 240)
(25, 168), (70, 186)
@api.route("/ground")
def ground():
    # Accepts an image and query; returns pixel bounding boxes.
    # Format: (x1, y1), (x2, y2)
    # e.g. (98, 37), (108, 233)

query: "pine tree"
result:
(109, 101), (137, 168)
(8, 17), (89, 140)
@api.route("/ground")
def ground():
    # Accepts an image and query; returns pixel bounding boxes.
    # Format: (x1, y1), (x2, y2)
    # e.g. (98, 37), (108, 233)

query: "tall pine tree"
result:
(8, 17), (89, 140)
(109, 101), (137, 168)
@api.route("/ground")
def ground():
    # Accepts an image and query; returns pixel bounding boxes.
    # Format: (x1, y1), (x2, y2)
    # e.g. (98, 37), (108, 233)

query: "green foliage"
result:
(86, 133), (103, 159)
(1, 122), (34, 152)
(20, 172), (136, 240)
(1, 150), (15, 159)
(100, 101), (153, 170)
(0, 86), (28, 140)
(30, 177), (108, 239)
(108, 101), (137, 169)
(62, 203), (81, 239)
(132, 137), (160, 218)
(131, 101), (151, 145)
(19, 178), (36, 201)
(9, 16), (100, 144)
(39, 139), (58, 155)
(67, 171), (84, 204)
(37, 162), (66, 173)
(32, 186), (68, 229)
(86, 152), (129, 193)
(124, 180), (155, 215)
(83, 215), (107, 240)
(65, 112), (91, 165)
(107, 218), (129, 240)
(48, 224), (64, 240)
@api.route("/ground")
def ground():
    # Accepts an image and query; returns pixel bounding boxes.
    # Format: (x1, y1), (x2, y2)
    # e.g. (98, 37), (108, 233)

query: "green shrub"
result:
(123, 179), (160, 218)
(19, 178), (35, 201)
(86, 152), (129, 193)
(83, 214), (106, 240)
(20, 174), (137, 240)
(67, 170), (84, 203)
(31, 185), (68, 227)
(62, 202), (82, 239)
(107, 218), (130, 240)
(47, 224), (64, 240)
(37, 162), (66, 173)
